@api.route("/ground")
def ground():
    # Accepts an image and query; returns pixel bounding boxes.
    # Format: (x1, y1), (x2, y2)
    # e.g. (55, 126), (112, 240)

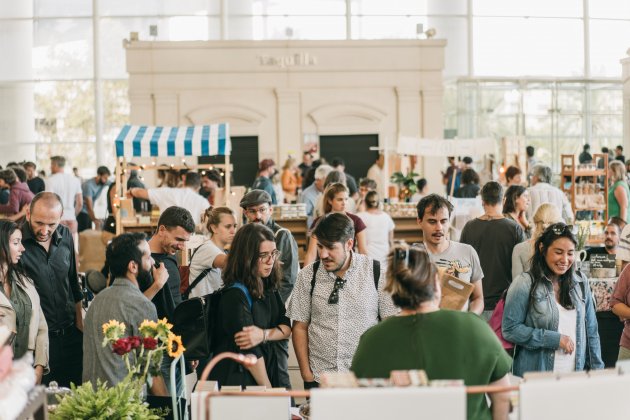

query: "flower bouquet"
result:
(50, 319), (184, 419)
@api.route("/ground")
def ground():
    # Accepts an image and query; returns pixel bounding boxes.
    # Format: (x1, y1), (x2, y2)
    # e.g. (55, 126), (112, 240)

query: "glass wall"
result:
(0, 0), (626, 174)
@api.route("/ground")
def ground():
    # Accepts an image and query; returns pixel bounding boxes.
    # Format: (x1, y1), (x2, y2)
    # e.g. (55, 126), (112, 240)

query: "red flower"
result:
(112, 337), (132, 355)
(143, 337), (158, 350)
(128, 336), (142, 350)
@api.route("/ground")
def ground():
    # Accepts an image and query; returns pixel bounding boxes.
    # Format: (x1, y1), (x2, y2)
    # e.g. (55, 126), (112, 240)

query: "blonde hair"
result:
(282, 157), (296, 171)
(532, 203), (562, 241)
(609, 160), (626, 183)
(203, 206), (234, 236)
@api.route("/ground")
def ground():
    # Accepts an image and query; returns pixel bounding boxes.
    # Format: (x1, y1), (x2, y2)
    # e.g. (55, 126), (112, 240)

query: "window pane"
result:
(36, 143), (97, 174)
(229, 0), (346, 16)
(590, 20), (630, 78)
(103, 80), (130, 134)
(33, 18), (93, 79)
(525, 137), (553, 166)
(589, 87), (623, 113)
(351, 16), (425, 39)
(231, 16), (345, 40)
(523, 88), (552, 115)
(34, 81), (95, 143)
(35, 0), (92, 17)
(351, 0), (425, 15)
(99, 17), (220, 78)
(590, 1), (630, 19)
(428, 17), (467, 77)
(426, 0), (467, 16)
(557, 87), (583, 114)
(474, 17), (583, 76)
(524, 116), (551, 136)
(557, 115), (583, 136)
(473, 0), (581, 17)
(99, 0), (220, 16)
(591, 116), (623, 138)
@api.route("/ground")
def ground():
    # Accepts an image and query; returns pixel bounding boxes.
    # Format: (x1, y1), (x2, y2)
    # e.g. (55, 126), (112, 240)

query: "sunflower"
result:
(102, 320), (126, 341)
(155, 318), (174, 340)
(139, 320), (158, 338)
(167, 333), (185, 358)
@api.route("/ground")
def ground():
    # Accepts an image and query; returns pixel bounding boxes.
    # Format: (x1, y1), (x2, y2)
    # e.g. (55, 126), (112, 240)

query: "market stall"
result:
(113, 123), (232, 236)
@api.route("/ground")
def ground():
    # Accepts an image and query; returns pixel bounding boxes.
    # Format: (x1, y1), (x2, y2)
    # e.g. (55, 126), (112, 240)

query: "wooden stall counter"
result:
(392, 216), (422, 244)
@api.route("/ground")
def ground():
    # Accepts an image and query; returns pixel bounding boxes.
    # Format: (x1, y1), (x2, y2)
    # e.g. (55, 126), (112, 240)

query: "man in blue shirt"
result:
(77, 166), (111, 232)
(299, 164), (333, 228)
(252, 159), (277, 204)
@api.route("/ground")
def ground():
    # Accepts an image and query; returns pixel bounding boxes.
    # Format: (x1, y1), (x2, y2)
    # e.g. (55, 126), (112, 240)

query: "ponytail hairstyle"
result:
(203, 206), (234, 236)
(365, 190), (380, 210)
(385, 243), (439, 310)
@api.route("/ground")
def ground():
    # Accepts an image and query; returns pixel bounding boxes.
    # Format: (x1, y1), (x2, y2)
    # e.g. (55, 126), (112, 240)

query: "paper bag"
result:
(439, 272), (474, 311)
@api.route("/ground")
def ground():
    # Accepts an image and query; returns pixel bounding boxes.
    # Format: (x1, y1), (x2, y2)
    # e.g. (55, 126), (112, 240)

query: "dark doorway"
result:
(319, 134), (379, 181)
(199, 136), (259, 187)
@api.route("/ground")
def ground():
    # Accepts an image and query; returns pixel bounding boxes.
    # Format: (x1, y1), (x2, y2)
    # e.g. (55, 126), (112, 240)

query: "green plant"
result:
(576, 224), (590, 251)
(390, 170), (420, 199)
(51, 376), (168, 419)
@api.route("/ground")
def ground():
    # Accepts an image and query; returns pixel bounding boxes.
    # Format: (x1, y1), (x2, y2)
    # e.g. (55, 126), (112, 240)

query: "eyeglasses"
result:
(328, 277), (346, 304)
(258, 249), (280, 263)
(246, 206), (270, 216)
(550, 223), (573, 236)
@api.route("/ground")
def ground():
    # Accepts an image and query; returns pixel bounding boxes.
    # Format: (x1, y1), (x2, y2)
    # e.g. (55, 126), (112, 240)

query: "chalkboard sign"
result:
(590, 254), (616, 278)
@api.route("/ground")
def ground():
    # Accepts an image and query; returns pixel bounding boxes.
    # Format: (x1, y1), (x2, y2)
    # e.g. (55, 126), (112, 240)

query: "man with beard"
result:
(587, 222), (620, 259)
(142, 206), (194, 394)
(416, 194), (485, 315)
(20, 192), (83, 386)
(287, 213), (398, 389)
(82, 233), (169, 393)
(77, 166), (111, 232)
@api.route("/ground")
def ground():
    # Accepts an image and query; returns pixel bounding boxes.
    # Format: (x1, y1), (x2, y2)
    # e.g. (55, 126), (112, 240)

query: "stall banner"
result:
(397, 136), (496, 157)
(115, 124), (230, 158)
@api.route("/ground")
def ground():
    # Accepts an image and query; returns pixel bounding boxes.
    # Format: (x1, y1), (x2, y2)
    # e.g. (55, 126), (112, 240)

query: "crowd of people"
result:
(2, 145), (630, 420)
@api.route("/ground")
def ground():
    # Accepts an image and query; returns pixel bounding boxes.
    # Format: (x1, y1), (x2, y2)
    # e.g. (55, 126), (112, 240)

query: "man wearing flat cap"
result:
(240, 189), (299, 390)
(252, 159), (277, 205)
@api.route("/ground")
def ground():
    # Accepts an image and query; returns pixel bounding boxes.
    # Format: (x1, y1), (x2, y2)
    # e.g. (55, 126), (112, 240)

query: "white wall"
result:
(125, 39), (447, 192)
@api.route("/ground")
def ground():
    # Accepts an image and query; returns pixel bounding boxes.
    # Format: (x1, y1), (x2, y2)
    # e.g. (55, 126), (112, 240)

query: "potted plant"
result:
(390, 170), (419, 201)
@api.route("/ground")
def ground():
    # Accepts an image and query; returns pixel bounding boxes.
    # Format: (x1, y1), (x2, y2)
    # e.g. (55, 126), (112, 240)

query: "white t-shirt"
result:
(188, 240), (225, 298)
(45, 173), (82, 221)
(357, 211), (395, 265)
(147, 187), (210, 225)
(553, 301), (577, 373)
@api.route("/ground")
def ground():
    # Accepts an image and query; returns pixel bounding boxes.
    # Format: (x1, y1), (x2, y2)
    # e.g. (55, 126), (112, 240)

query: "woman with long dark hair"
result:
(0, 220), (48, 383)
(503, 223), (604, 376)
(210, 223), (291, 388)
(503, 185), (531, 238)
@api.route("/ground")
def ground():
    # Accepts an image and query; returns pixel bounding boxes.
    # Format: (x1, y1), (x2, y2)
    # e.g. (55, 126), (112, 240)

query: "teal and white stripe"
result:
(115, 124), (230, 158)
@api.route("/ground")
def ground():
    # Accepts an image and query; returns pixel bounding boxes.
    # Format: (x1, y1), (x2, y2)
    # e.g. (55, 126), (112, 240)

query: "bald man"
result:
(21, 192), (83, 387)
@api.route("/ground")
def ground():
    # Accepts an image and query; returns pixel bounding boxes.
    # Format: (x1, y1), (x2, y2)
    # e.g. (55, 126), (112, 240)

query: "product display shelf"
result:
(561, 153), (609, 221)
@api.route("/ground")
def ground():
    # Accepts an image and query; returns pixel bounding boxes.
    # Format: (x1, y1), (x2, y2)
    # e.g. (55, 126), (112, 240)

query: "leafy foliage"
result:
(51, 377), (166, 420)
(390, 170), (420, 197)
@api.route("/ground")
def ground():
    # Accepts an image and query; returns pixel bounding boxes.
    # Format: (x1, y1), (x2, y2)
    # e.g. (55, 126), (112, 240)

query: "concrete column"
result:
(0, 4), (35, 162)
(421, 87), (444, 194)
(274, 89), (301, 162)
(129, 92), (155, 125)
(154, 93), (179, 126)
(396, 87), (422, 175)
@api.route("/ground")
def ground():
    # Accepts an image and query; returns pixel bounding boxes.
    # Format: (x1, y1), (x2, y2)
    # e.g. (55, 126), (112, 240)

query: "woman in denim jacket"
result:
(503, 223), (604, 377)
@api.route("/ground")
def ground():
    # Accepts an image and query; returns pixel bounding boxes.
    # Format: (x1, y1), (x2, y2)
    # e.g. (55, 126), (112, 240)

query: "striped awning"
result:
(114, 124), (230, 158)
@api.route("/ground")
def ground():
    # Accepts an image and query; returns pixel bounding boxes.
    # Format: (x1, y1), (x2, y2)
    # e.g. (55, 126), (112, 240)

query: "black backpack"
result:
(172, 283), (252, 360)
(309, 259), (380, 295)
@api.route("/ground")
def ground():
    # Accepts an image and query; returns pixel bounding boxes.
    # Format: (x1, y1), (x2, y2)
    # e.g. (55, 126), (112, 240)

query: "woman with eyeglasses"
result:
(0, 220), (48, 384)
(303, 182), (368, 265)
(511, 203), (562, 280)
(210, 223), (291, 388)
(503, 223), (604, 377)
(352, 244), (512, 420)
(503, 185), (531, 238)
(187, 206), (236, 298)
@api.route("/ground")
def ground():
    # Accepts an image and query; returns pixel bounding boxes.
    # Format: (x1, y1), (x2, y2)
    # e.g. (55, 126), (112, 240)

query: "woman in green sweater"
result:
(608, 160), (630, 223)
(351, 245), (512, 420)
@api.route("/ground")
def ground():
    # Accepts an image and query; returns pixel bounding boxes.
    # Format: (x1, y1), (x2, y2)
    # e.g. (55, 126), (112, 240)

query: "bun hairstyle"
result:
(203, 206), (234, 236)
(386, 244), (439, 310)
(365, 190), (380, 209)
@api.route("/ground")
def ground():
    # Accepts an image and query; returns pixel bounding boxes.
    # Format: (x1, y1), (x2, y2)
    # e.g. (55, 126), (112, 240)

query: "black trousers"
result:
(45, 326), (83, 388)
(77, 212), (92, 232)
